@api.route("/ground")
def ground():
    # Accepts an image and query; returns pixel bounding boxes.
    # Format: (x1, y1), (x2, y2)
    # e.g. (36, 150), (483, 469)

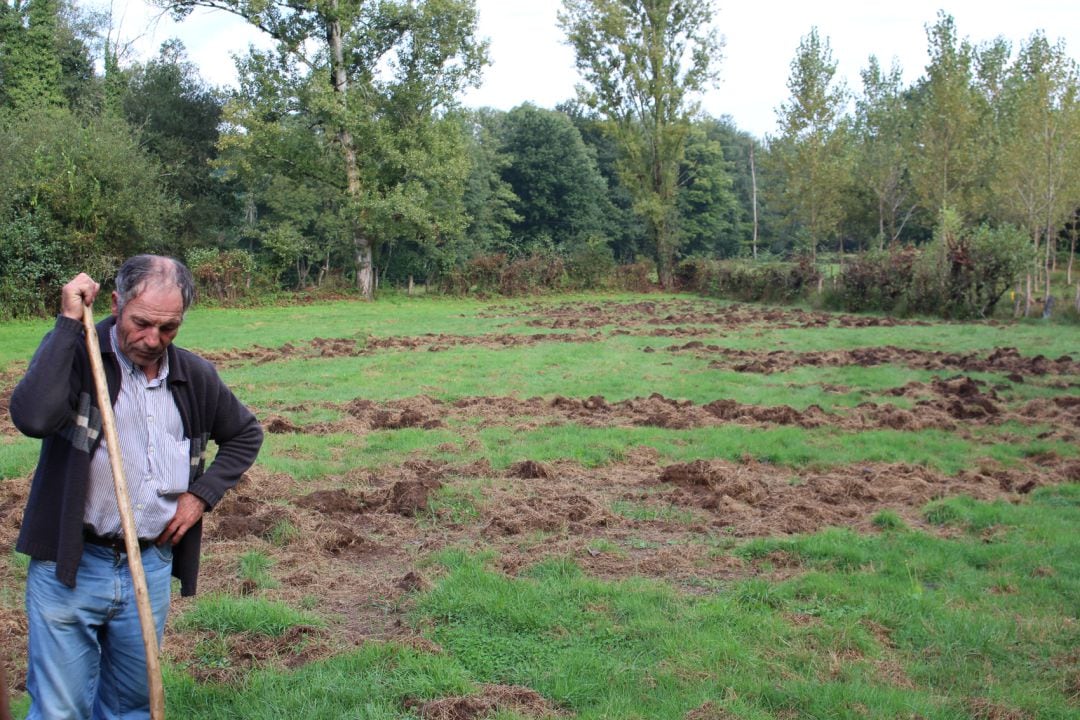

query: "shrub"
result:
(440, 251), (567, 296)
(827, 247), (918, 313)
(679, 256), (819, 303)
(616, 258), (656, 292)
(565, 239), (617, 290)
(908, 210), (1031, 319)
(187, 248), (257, 304)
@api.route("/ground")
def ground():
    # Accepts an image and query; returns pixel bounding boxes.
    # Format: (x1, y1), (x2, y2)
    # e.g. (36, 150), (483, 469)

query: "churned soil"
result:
(1, 298), (1077, 705)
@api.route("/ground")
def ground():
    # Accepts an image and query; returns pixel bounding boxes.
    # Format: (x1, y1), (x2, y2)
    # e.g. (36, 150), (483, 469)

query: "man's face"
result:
(111, 284), (184, 371)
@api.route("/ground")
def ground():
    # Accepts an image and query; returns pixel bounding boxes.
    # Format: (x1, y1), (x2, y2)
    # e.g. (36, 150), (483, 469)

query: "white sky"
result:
(103, 0), (1080, 139)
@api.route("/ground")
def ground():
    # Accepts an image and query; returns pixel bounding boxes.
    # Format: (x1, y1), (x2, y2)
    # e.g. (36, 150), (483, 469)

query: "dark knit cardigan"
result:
(10, 315), (263, 596)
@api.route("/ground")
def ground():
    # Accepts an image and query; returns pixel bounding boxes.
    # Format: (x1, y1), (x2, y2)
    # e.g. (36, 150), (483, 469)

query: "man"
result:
(10, 255), (264, 719)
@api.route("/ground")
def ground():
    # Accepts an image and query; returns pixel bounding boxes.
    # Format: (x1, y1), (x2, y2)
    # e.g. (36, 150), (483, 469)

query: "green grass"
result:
(4, 292), (1078, 718)
(237, 551), (279, 590)
(250, 423), (1075, 479)
(177, 595), (324, 637)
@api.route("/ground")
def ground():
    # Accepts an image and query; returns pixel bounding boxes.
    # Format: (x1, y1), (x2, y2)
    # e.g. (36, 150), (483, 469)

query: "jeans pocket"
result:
(146, 542), (173, 567)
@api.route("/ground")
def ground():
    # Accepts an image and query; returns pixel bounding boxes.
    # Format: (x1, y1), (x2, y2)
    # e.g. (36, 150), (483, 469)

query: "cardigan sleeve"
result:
(10, 315), (87, 439)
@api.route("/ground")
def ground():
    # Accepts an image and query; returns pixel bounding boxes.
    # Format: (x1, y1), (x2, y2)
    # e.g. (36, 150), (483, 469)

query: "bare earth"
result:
(1, 299), (1077, 715)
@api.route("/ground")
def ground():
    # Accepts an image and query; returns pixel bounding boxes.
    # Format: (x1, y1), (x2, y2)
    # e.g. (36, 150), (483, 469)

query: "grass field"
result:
(1, 292), (1078, 719)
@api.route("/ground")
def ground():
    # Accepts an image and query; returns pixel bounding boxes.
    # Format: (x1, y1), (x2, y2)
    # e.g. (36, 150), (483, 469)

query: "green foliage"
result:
(0, 106), (177, 317)
(767, 27), (853, 261)
(441, 251), (567, 296)
(824, 247), (919, 313)
(677, 117), (746, 258)
(675, 256), (820, 303)
(186, 247), (257, 304)
(121, 41), (236, 252)
(871, 509), (907, 531)
(908, 210), (1032, 319)
(560, 0), (722, 289)
(237, 551), (279, 589)
(499, 104), (610, 252)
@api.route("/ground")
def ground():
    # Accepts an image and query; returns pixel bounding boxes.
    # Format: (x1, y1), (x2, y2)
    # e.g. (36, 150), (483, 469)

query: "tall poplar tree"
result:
(909, 12), (984, 220)
(992, 32), (1080, 302)
(855, 56), (913, 249)
(768, 27), (851, 263)
(559, 0), (722, 288)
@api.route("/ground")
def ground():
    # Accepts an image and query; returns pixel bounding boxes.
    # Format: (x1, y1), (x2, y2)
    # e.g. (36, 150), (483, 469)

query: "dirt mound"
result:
(383, 478), (442, 516)
(211, 494), (291, 541)
(406, 683), (561, 720)
(507, 460), (553, 480)
(316, 520), (377, 556)
(294, 489), (367, 516)
(659, 461), (769, 505)
(198, 332), (600, 368)
(686, 344), (1080, 377)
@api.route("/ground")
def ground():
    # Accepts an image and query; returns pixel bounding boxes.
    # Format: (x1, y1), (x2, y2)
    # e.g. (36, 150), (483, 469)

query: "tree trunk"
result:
(327, 5), (374, 299)
(1023, 273), (1033, 318)
(408, 275), (414, 296)
(749, 144), (759, 260)
(1068, 223), (1076, 285)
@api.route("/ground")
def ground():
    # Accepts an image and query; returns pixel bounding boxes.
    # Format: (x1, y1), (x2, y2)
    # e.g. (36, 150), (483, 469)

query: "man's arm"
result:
(10, 274), (102, 438)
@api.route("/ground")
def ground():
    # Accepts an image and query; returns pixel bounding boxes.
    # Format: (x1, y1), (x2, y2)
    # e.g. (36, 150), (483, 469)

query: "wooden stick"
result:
(82, 305), (166, 720)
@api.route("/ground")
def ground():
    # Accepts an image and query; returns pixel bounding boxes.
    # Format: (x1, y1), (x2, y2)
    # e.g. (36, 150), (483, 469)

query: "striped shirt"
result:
(84, 325), (191, 538)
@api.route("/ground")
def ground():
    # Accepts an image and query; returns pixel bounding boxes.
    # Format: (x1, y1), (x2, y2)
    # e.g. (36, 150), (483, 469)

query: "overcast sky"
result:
(106, 0), (1080, 138)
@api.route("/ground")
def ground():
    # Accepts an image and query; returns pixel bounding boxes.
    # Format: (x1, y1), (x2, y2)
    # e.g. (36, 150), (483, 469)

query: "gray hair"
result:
(114, 255), (196, 314)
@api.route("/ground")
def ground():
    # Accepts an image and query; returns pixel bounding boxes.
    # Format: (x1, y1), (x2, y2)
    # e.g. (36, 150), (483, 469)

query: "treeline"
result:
(1, 0), (1078, 319)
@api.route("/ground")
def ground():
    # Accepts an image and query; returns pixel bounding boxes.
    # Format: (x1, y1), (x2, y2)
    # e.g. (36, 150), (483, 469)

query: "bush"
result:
(616, 258), (656, 293)
(187, 248), (257, 304)
(908, 210), (1031, 319)
(565, 240), (617, 290)
(677, 256), (819, 303)
(0, 215), (68, 319)
(826, 247), (918, 313)
(440, 251), (567, 296)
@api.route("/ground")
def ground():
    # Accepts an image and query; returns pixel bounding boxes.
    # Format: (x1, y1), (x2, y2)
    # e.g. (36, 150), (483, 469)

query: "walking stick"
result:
(83, 305), (166, 719)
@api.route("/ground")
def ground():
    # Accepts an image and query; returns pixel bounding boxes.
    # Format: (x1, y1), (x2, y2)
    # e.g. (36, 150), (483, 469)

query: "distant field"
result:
(2, 293), (1078, 719)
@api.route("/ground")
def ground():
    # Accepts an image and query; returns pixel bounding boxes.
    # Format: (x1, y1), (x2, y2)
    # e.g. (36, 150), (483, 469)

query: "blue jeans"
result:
(25, 542), (173, 720)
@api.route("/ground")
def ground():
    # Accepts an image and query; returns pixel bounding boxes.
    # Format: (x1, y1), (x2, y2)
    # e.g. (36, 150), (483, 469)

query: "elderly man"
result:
(10, 255), (264, 719)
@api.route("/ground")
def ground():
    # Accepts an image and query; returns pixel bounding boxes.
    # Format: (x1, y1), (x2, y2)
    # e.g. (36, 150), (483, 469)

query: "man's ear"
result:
(111, 290), (120, 316)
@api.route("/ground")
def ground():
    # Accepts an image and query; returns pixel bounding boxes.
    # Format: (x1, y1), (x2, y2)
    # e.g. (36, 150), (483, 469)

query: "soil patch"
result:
(670, 343), (1080, 377)
(406, 683), (562, 719)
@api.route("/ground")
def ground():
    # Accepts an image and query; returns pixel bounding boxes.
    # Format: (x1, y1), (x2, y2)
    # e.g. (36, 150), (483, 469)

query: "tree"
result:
(0, 107), (177, 315)
(560, 0), (722, 288)
(855, 55), (914, 249)
(122, 40), (235, 253)
(499, 103), (609, 252)
(992, 32), (1080, 306)
(561, 100), (647, 263)
(163, 0), (488, 298)
(460, 108), (520, 257)
(909, 12), (986, 221)
(677, 115), (744, 258)
(767, 27), (851, 263)
(0, 0), (66, 110)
